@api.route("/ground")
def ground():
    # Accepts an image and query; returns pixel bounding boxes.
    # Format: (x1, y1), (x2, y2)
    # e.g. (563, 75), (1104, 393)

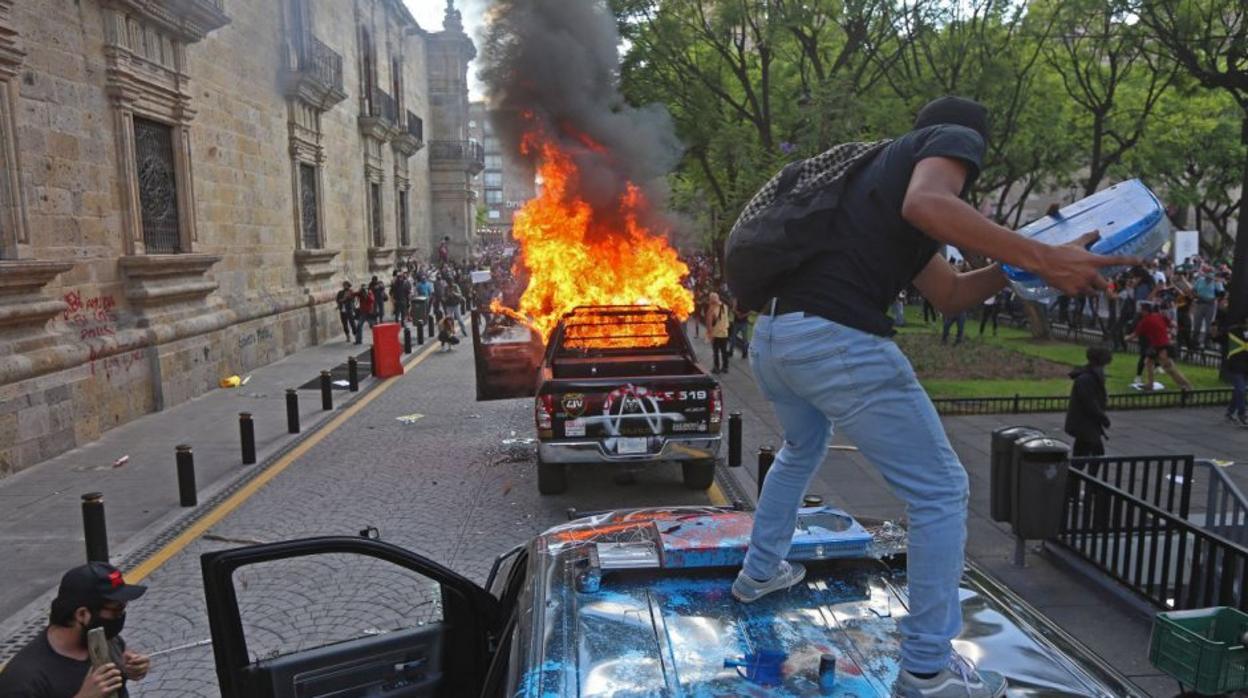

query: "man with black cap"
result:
(731, 96), (1136, 697)
(0, 562), (150, 697)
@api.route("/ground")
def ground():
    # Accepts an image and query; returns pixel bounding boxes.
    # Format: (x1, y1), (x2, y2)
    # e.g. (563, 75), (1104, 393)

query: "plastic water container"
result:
(1003, 179), (1170, 302)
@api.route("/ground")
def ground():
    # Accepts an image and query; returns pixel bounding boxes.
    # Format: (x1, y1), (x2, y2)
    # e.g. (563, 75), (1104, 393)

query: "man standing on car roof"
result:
(0, 563), (150, 698)
(732, 96), (1136, 698)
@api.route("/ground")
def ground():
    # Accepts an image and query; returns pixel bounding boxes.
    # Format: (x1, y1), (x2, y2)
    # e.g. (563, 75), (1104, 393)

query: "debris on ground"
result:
(396, 413), (425, 424)
(333, 380), (351, 387)
(219, 375), (242, 388)
(112, 455), (129, 468)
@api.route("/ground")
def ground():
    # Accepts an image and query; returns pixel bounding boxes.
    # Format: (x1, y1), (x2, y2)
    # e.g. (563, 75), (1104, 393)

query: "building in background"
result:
(468, 101), (536, 247)
(0, 0), (478, 477)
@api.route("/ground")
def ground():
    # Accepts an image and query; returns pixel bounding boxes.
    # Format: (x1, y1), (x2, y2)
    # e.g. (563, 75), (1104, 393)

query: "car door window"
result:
(232, 553), (443, 660)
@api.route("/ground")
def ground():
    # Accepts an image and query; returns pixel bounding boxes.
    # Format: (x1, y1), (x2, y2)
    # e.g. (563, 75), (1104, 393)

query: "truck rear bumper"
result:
(539, 435), (721, 464)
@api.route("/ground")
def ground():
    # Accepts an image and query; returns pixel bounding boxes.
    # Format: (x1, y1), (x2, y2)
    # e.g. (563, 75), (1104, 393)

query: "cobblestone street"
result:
(101, 344), (717, 696)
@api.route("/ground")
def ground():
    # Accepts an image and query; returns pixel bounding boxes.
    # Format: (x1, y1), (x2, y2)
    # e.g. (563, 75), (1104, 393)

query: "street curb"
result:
(0, 344), (435, 663)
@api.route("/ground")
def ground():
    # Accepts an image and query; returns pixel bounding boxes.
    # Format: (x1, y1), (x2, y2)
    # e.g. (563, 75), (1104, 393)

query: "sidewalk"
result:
(0, 333), (425, 624)
(689, 322), (1246, 696)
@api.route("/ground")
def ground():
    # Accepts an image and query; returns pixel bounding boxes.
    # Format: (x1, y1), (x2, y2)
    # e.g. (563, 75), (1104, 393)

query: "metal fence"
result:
(1057, 468), (1248, 612)
(931, 388), (1233, 416)
(369, 87), (397, 124)
(1072, 455), (1194, 514)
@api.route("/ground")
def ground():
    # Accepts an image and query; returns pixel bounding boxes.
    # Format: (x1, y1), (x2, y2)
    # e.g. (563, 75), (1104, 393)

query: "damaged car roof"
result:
(507, 507), (1137, 697)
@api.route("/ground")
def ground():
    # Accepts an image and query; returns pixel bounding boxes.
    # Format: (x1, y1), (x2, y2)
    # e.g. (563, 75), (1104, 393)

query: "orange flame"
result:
(504, 125), (694, 345)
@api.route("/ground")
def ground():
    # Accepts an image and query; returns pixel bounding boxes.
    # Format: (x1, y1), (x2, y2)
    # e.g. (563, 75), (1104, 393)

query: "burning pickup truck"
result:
(472, 305), (722, 494)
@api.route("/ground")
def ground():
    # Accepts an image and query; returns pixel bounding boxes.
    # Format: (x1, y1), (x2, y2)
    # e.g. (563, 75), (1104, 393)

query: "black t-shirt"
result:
(0, 631), (128, 698)
(776, 124), (986, 336)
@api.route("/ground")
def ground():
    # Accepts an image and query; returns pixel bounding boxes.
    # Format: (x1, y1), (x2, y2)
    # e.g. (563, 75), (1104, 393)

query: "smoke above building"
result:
(476, 0), (682, 232)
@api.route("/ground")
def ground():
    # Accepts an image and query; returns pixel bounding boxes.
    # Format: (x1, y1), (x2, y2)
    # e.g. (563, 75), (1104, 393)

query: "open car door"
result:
(471, 309), (543, 401)
(201, 536), (500, 698)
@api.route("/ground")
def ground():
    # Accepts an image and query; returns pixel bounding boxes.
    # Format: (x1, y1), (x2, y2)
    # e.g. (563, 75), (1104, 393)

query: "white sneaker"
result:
(894, 654), (1007, 697)
(731, 560), (806, 602)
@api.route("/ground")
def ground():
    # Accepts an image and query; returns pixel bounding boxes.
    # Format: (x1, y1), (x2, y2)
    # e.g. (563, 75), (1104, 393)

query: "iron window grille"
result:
(133, 117), (181, 253)
(370, 182), (383, 247)
(299, 163), (320, 249)
(398, 189), (410, 247)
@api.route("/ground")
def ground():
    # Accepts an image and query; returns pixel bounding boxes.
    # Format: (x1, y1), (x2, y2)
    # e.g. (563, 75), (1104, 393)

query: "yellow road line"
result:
(127, 342), (440, 582)
(708, 481), (728, 507)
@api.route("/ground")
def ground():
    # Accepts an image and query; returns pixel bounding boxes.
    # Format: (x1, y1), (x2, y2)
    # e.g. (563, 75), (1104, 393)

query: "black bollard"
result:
(176, 445), (197, 507)
(320, 370), (333, 410)
(728, 412), (742, 468)
(239, 412), (256, 465)
(803, 494), (824, 507)
(285, 389), (300, 434)
(370, 345), (377, 378)
(426, 313), (435, 340)
(757, 446), (775, 499)
(416, 320), (425, 345)
(81, 493), (109, 562)
(347, 356), (359, 392)
(404, 327), (412, 354)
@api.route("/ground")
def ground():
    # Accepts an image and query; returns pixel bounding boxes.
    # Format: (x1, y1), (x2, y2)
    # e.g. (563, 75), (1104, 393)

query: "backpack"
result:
(725, 139), (891, 311)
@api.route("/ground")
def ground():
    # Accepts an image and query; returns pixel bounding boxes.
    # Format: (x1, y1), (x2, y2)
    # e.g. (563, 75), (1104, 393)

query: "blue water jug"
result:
(1003, 179), (1170, 302)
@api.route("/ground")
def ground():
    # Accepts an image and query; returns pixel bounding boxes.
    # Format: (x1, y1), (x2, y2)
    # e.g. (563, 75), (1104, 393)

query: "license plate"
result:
(617, 437), (648, 455)
(564, 419), (586, 437)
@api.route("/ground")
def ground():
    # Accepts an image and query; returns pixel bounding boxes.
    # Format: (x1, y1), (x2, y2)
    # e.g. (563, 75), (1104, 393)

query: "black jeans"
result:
(712, 337), (730, 371)
(339, 312), (354, 338)
(979, 304), (999, 335)
(1073, 437), (1105, 477)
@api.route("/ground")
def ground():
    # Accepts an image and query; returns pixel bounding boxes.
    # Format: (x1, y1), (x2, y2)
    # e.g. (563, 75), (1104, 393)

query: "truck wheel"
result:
(537, 457), (567, 495)
(682, 459), (716, 490)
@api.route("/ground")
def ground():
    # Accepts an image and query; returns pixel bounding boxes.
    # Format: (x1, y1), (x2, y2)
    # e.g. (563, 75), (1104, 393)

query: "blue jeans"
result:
(1229, 371), (1246, 418)
(744, 313), (969, 674)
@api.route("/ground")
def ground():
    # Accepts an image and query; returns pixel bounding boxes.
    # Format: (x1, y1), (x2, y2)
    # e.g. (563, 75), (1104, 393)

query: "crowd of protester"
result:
(330, 240), (523, 350)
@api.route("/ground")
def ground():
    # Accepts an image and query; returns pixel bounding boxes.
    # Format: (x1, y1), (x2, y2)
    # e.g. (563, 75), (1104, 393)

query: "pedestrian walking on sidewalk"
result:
(726, 96), (1137, 698)
(354, 285), (376, 344)
(1065, 346), (1112, 461)
(369, 276), (387, 326)
(336, 281), (357, 342)
(706, 292), (731, 374)
(0, 563), (151, 698)
(391, 271), (412, 326)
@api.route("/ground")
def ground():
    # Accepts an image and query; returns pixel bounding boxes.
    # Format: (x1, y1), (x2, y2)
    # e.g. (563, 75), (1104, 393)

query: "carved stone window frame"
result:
(101, 1), (228, 256)
(288, 101), (327, 250)
(0, 0), (27, 259)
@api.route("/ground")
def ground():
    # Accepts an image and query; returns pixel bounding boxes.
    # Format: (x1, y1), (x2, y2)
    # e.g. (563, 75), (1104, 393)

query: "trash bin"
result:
(412, 296), (429, 324)
(1010, 436), (1071, 539)
(989, 426), (1045, 523)
(371, 322), (404, 378)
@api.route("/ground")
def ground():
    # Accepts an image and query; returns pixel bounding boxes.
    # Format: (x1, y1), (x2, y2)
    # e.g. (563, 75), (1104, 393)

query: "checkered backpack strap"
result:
(734, 139), (891, 228)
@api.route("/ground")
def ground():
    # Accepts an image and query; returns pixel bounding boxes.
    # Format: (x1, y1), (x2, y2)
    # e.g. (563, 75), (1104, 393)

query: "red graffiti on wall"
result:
(63, 290), (137, 378)
(63, 290), (119, 341)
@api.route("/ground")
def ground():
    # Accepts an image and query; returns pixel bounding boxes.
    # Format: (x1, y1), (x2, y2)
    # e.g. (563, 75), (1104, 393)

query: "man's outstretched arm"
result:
(902, 156), (1138, 297)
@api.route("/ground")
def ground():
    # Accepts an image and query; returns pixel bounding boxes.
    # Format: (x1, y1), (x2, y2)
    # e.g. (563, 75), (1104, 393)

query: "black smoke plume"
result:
(478, 0), (682, 234)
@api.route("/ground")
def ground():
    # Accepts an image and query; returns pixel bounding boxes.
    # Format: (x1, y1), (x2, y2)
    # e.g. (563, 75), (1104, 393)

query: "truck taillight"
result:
(709, 387), (723, 425)
(536, 394), (554, 430)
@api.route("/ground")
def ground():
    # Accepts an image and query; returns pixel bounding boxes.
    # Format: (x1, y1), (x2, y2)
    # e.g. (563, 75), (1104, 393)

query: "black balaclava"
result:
(913, 96), (990, 145)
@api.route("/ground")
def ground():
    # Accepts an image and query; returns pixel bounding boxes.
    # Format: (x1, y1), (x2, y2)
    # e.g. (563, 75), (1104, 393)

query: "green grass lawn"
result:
(892, 306), (1225, 399)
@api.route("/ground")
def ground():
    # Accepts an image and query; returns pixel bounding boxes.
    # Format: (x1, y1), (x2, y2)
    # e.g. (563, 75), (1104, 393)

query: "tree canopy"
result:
(612, 0), (1246, 271)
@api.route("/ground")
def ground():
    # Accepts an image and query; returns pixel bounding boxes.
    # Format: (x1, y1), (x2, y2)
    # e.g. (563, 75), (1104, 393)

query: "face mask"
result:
(82, 611), (126, 640)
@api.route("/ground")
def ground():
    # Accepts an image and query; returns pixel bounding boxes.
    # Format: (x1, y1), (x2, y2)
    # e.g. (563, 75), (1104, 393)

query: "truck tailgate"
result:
(543, 377), (720, 440)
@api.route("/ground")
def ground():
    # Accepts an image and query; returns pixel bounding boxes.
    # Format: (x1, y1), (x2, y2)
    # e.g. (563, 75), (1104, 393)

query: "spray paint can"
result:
(819, 653), (837, 691)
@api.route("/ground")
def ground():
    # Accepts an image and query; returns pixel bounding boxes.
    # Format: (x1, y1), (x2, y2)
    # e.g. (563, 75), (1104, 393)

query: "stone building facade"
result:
(468, 100), (535, 247)
(0, 0), (482, 477)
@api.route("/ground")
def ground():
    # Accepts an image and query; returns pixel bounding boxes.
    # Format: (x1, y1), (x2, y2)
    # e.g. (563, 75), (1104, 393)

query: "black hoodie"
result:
(1065, 365), (1109, 442)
